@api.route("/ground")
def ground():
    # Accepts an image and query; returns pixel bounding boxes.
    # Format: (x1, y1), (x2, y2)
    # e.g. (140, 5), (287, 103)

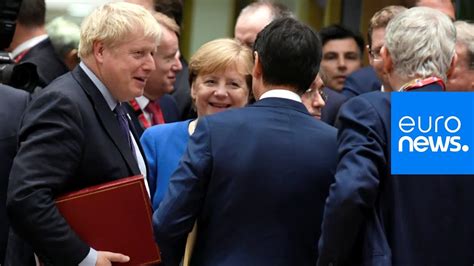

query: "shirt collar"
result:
(11, 34), (48, 59)
(259, 89), (302, 103)
(135, 96), (151, 110)
(79, 61), (118, 111)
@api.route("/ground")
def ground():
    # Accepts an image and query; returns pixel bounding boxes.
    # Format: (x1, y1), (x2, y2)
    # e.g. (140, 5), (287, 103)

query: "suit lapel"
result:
(71, 67), (140, 175)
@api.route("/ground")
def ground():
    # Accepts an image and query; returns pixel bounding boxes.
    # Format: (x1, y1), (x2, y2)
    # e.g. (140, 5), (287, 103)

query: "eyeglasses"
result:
(303, 87), (328, 102)
(367, 45), (382, 61)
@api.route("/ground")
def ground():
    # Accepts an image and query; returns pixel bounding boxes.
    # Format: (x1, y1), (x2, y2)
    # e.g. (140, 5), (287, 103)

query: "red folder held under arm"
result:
(55, 175), (161, 265)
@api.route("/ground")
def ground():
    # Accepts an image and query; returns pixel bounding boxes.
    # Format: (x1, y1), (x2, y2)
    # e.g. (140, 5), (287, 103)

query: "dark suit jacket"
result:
(171, 57), (197, 120)
(154, 97), (338, 266)
(321, 87), (348, 127)
(341, 67), (381, 98)
(318, 83), (474, 266)
(6, 66), (142, 265)
(19, 38), (69, 88)
(0, 85), (29, 265)
(126, 94), (180, 137)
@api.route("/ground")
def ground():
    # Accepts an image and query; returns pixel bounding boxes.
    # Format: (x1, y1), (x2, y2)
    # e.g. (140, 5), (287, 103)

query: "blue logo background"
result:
(391, 92), (474, 174)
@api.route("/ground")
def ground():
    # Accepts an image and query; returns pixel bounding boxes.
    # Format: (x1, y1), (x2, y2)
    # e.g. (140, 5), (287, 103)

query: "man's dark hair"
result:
(154, 0), (184, 28)
(17, 0), (45, 27)
(253, 17), (322, 94)
(319, 24), (365, 56)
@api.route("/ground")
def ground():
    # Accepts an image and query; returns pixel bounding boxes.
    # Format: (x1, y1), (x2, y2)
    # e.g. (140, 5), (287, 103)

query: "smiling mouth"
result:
(134, 77), (146, 83)
(209, 102), (231, 108)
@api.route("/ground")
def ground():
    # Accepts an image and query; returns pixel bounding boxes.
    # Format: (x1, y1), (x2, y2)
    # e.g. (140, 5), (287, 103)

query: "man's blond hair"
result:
(78, 2), (162, 58)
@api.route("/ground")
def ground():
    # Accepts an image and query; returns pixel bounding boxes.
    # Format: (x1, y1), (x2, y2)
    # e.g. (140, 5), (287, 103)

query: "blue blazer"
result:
(154, 97), (338, 266)
(140, 120), (192, 210)
(341, 67), (381, 98)
(318, 83), (474, 266)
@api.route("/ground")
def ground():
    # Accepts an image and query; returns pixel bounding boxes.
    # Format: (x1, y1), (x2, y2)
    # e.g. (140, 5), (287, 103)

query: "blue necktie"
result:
(114, 104), (136, 156)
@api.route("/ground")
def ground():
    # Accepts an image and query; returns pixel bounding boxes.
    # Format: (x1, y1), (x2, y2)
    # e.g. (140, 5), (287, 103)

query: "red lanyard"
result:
(401, 77), (446, 92)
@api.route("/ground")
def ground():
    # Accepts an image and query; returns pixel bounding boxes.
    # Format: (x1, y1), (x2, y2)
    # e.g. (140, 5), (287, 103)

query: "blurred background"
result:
(46, 0), (474, 60)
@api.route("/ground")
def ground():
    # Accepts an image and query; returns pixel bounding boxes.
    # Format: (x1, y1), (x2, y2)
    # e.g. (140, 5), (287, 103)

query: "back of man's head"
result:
(319, 24), (364, 56)
(254, 17), (321, 94)
(367, 5), (406, 47)
(384, 7), (455, 82)
(17, 0), (45, 27)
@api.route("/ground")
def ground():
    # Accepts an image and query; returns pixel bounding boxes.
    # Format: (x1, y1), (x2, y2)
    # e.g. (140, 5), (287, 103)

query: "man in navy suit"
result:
(6, 3), (161, 265)
(154, 17), (337, 266)
(126, 12), (182, 136)
(0, 85), (29, 265)
(317, 7), (471, 266)
(7, 0), (68, 88)
(318, 24), (364, 126)
(342, 6), (406, 98)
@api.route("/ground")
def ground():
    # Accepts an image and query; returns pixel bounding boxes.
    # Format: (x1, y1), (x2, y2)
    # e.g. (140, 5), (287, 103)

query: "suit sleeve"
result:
(317, 96), (387, 265)
(153, 118), (212, 266)
(6, 90), (90, 265)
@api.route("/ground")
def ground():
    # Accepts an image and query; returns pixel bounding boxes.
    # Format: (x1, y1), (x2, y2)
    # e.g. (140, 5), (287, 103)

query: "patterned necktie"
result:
(144, 101), (165, 125)
(114, 104), (136, 155)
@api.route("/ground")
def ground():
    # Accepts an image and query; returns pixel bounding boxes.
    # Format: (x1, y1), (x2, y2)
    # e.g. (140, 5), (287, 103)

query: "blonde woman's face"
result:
(191, 65), (249, 117)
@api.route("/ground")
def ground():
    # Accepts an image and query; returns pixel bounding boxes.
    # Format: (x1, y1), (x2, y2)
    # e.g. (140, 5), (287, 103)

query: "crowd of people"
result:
(0, 0), (473, 265)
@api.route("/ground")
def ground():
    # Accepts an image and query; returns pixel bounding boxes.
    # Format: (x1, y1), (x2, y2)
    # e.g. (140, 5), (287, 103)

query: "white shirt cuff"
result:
(78, 248), (97, 266)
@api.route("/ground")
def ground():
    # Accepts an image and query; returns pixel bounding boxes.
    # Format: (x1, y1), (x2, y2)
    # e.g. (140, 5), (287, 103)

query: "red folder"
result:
(55, 175), (161, 265)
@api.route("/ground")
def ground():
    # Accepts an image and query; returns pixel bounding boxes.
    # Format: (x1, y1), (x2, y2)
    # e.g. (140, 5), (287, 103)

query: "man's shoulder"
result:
(342, 67), (381, 97)
(338, 91), (391, 130)
(347, 91), (390, 111)
(0, 84), (29, 102)
(37, 71), (82, 97)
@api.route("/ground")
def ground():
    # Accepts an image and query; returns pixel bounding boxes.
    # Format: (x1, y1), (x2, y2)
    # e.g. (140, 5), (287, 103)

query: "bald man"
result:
(234, 0), (293, 48)
(416, 0), (455, 19)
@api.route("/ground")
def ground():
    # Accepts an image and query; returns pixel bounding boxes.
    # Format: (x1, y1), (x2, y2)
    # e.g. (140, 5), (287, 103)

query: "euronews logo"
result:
(398, 115), (470, 153)
(391, 92), (474, 175)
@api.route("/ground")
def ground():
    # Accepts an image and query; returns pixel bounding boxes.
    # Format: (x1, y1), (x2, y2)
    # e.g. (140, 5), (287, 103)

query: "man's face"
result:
(302, 74), (326, 120)
(144, 27), (183, 100)
(446, 43), (474, 91)
(98, 33), (156, 102)
(234, 6), (272, 48)
(368, 27), (390, 90)
(320, 38), (362, 91)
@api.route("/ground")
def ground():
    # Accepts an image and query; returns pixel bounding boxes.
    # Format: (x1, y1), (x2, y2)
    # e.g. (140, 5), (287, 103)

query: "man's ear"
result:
(381, 46), (392, 74)
(252, 51), (262, 79)
(446, 52), (458, 79)
(93, 41), (105, 64)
